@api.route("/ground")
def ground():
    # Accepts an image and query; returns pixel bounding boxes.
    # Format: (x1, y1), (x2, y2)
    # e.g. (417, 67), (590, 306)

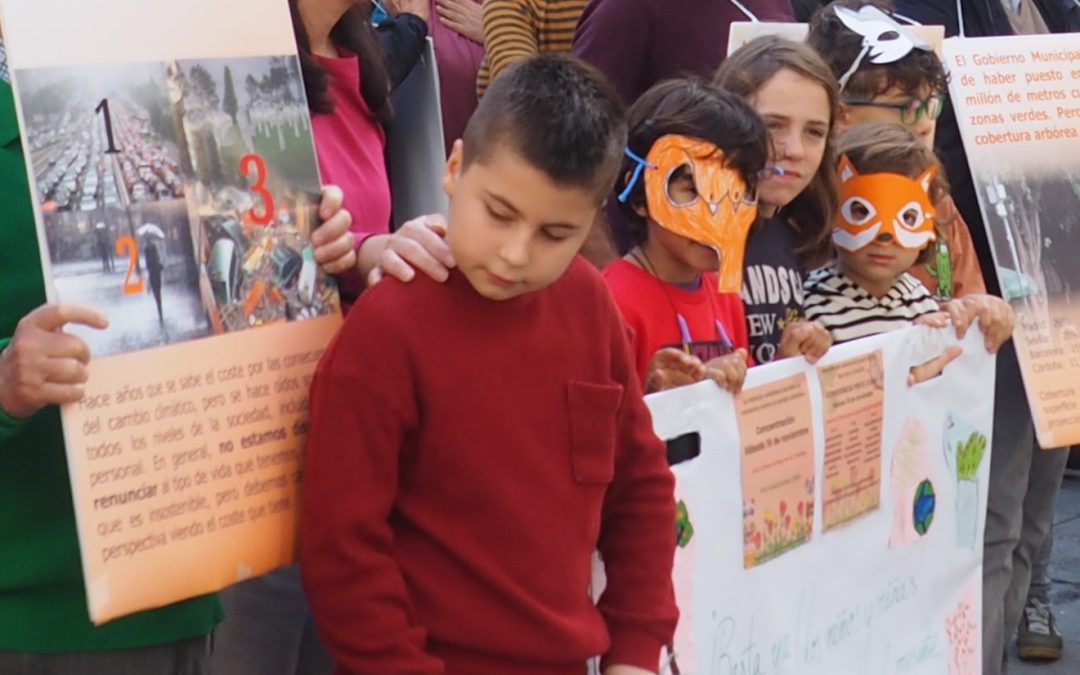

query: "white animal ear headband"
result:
(833, 5), (933, 92)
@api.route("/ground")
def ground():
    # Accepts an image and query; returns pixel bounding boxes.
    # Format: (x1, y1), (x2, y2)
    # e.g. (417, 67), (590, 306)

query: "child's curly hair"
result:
(806, 0), (950, 99)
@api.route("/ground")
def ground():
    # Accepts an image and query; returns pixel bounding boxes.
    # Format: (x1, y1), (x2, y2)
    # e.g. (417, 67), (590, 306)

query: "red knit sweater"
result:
(301, 257), (678, 675)
(603, 259), (752, 383)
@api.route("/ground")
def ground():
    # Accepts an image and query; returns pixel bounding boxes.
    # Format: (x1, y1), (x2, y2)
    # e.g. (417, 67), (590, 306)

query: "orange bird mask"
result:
(623, 134), (758, 292)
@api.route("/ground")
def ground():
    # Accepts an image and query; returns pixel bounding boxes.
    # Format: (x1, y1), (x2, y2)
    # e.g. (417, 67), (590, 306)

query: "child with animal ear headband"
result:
(803, 121), (961, 346)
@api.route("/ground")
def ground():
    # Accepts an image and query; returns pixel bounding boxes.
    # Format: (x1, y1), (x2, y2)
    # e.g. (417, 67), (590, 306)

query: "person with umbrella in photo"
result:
(138, 223), (166, 325)
(94, 222), (114, 273)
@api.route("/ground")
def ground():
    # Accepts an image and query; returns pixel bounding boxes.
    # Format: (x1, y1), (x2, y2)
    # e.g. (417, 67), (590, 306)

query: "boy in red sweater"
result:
(301, 54), (678, 675)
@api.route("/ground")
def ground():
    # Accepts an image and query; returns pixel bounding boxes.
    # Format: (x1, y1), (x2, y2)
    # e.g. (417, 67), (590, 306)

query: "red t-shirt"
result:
(603, 259), (751, 383)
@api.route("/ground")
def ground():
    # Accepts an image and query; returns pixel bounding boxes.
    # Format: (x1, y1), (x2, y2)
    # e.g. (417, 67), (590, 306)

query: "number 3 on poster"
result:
(241, 153), (274, 226)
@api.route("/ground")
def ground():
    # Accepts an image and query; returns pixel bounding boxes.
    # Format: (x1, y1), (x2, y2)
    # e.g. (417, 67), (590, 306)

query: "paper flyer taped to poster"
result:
(1, 0), (341, 622)
(945, 33), (1080, 448)
(646, 326), (995, 674)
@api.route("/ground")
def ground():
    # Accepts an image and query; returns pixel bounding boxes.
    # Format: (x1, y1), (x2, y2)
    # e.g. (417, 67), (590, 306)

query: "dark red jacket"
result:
(572, 0), (795, 104)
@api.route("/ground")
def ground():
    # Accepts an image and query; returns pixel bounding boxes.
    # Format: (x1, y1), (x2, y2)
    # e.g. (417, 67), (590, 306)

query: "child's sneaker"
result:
(1016, 598), (1063, 662)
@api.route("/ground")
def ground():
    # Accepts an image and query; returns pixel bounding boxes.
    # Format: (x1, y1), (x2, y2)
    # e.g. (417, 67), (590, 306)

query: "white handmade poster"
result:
(645, 326), (994, 674)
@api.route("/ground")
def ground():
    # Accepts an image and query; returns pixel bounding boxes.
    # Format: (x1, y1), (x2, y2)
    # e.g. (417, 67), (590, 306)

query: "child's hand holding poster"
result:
(0, 0), (341, 623)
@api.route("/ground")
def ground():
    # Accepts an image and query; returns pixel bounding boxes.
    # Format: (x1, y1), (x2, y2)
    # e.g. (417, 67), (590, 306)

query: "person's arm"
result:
(571, 0), (652, 104)
(435, 0), (485, 43)
(597, 306), (678, 671)
(360, 214), (457, 287)
(301, 296), (444, 674)
(482, 0), (539, 82)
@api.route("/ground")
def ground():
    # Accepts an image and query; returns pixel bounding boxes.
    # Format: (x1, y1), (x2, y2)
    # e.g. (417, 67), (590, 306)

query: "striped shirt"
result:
(803, 266), (940, 345)
(476, 0), (587, 97)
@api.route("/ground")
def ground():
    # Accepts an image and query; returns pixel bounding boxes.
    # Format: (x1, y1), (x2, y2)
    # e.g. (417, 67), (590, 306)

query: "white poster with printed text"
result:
(647, 326), (995, 675)
(945, 33), (1080, 448)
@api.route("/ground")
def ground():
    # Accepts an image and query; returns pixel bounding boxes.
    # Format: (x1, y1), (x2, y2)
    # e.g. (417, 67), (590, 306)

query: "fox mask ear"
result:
(917, 163), (938, 195)
(837, 155), (859, 184)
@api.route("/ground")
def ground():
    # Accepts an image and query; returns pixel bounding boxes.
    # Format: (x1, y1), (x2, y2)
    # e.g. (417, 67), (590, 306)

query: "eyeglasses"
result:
(843, 94), (946, 126)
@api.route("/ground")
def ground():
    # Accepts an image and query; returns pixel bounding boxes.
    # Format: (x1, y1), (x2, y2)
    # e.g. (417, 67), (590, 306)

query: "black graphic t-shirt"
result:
(741, 216), (808, 364)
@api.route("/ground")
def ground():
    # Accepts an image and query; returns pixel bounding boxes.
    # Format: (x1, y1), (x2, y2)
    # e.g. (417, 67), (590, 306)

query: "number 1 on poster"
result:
(95, 99), (121, 155)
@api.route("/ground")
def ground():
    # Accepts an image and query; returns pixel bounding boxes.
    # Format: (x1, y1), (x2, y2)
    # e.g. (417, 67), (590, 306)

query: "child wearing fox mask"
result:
(604, 79), (764, 393)
(803, 122), (955, 344)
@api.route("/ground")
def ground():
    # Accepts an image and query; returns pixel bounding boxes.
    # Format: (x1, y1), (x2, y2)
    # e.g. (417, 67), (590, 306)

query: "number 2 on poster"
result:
(116, 235), (144, 295)
(241, 154), (274, 226)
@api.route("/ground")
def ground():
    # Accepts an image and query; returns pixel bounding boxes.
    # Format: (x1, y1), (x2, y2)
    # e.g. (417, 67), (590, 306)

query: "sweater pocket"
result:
(566, 381), (623, 484)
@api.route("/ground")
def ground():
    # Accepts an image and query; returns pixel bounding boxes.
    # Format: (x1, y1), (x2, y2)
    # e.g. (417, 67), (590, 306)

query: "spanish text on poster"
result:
(945, 33), (1080, 447)
(735, 373), (815, 568)
(818, 351), (884, 530)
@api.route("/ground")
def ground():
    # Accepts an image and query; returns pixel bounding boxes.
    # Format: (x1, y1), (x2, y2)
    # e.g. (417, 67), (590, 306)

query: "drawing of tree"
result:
(223, 66), (239, 124)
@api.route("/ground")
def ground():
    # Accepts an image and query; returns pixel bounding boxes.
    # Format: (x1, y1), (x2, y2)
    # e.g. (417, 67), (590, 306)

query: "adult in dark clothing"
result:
(571, 0), (795, 106)
(144, 241), (164, 325)
(889, 2), (1078, 672)
(94, 225), (113, 273)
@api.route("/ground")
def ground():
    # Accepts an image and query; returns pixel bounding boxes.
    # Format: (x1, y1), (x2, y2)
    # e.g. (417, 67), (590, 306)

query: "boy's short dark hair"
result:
(614, 79), (768, 248)
(806, 0), (949, 99)
(835, 121), (946, 264)
(462, 53), (627, 202)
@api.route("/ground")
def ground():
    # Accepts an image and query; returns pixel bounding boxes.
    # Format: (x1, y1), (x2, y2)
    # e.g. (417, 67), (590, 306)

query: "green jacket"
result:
(0, 78), (221, 651)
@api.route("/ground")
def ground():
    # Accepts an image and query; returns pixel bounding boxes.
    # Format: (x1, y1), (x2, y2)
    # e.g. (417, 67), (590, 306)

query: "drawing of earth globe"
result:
(913, 479), (936, 535)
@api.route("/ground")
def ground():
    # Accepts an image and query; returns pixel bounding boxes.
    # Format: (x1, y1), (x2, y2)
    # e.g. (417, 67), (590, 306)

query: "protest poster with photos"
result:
(0, 0), (341, 622)
(647, 327), (994, 674)
(946, 33), (1080, 448)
